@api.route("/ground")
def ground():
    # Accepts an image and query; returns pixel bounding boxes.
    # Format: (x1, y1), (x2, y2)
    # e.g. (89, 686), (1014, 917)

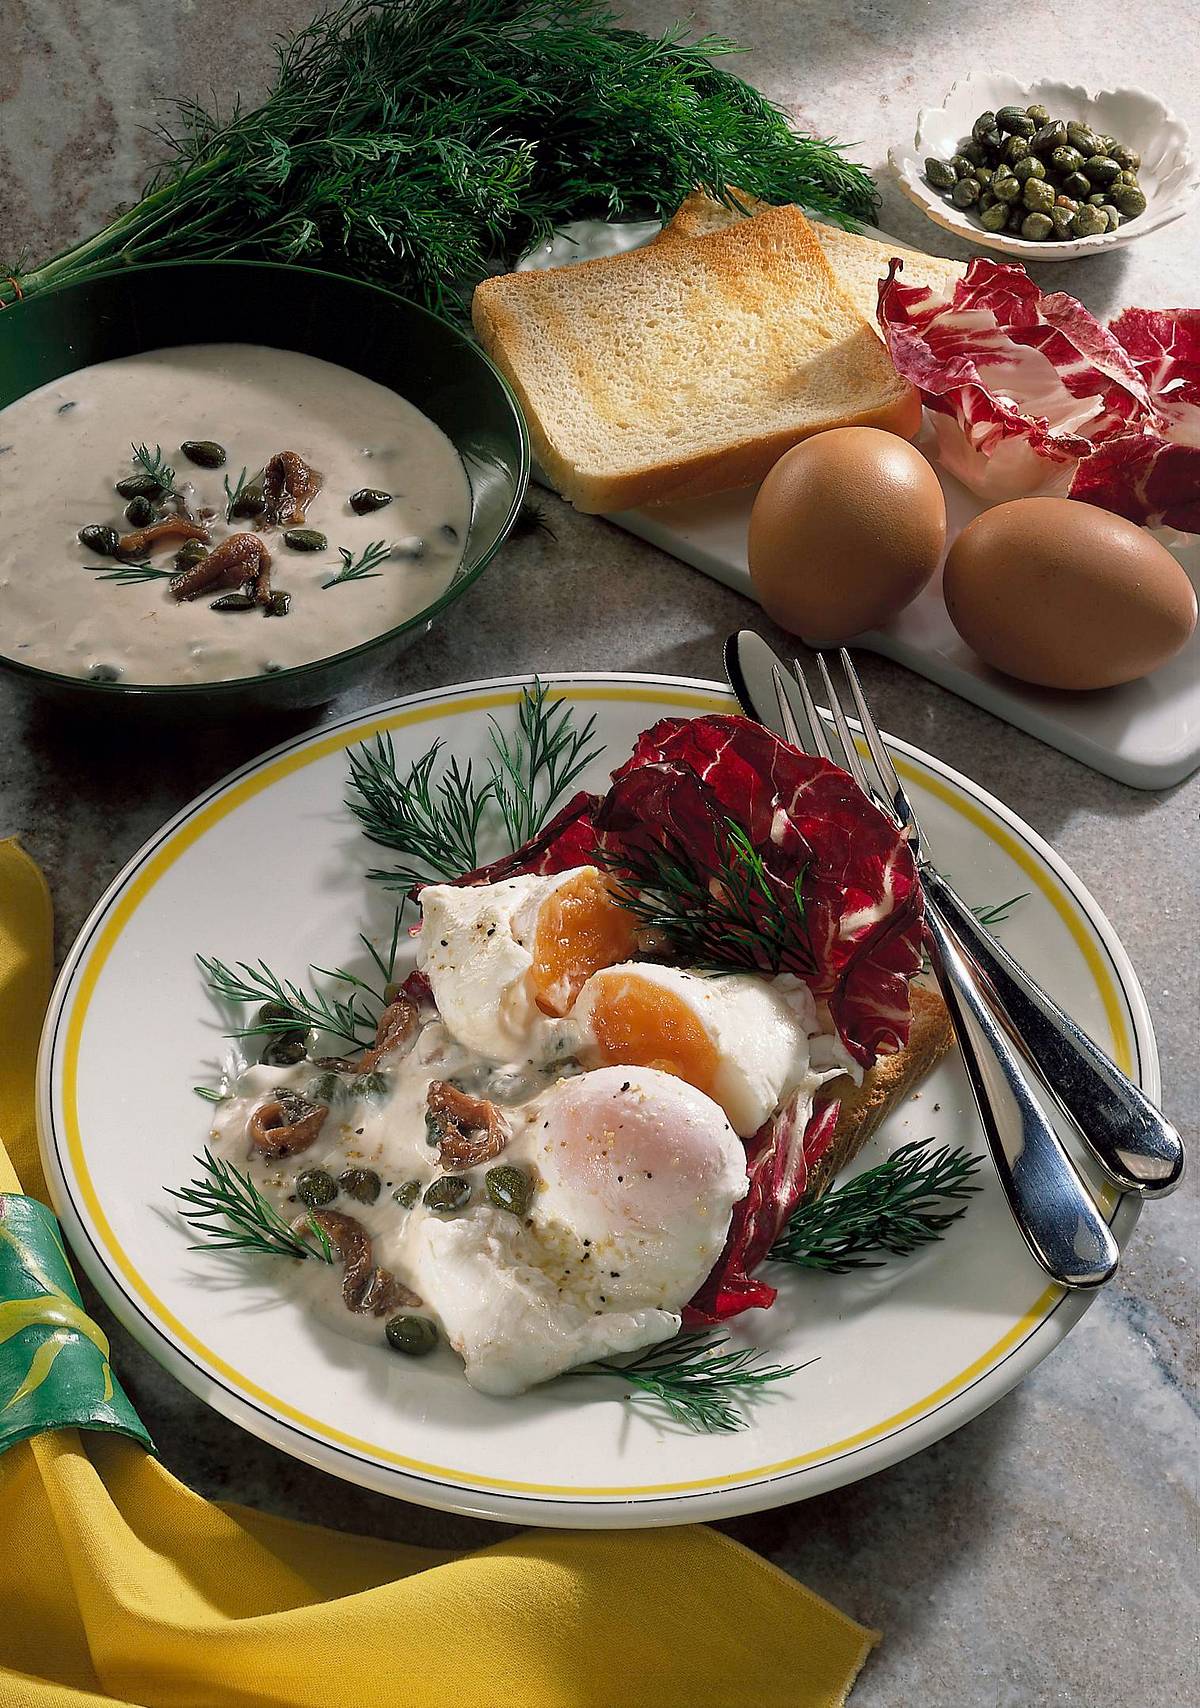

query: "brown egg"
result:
(944, 497), (1197, 691)
(748, 428), (946, 646)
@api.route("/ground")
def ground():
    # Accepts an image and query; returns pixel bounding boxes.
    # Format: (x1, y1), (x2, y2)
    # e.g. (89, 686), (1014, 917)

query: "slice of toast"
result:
(472, 204), (920, 512)
(805, 985), (956, 1200)
(656, 191), (967, 330)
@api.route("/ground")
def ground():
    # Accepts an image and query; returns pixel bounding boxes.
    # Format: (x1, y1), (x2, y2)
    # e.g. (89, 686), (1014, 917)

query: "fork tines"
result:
(772, 652), (911, 838)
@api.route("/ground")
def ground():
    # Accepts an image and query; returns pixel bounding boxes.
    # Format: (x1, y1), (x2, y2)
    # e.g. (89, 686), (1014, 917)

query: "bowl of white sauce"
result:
(0, 261), (529, 710)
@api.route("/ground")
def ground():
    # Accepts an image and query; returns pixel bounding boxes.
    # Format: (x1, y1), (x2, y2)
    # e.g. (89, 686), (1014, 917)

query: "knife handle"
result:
(923, 900), (1119, 1289)
(923, 866), (1184, 1198)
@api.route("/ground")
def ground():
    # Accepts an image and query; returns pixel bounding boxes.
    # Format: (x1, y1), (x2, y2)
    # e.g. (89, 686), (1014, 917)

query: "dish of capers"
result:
(925, 104), (1147, 242)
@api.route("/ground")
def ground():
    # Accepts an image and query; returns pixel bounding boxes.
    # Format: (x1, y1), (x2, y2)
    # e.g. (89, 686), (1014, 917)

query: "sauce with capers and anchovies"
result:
(0, 344), (471, 684)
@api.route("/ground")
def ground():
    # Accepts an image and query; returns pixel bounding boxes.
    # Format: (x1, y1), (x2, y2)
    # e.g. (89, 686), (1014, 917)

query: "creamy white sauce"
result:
(0, 344), (471, 684)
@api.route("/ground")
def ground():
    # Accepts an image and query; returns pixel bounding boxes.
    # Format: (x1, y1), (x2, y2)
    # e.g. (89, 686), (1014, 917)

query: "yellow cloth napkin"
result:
(0, 837), (877, 1708)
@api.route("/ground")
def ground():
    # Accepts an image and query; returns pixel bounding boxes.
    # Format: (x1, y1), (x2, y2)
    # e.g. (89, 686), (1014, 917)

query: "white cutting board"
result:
(519, 221), (1200, 791)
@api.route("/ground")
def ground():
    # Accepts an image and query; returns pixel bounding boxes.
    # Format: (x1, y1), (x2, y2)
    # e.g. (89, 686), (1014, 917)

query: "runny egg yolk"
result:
(527, 871), (638, 1017)
(583, 970), (721, 1099)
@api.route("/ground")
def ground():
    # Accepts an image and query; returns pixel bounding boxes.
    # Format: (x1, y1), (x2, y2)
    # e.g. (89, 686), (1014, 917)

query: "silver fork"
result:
(772, 653), (1123, 1291)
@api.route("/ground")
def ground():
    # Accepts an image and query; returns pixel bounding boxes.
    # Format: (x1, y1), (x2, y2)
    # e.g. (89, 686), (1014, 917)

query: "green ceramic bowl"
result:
(0, 260), (529, 713)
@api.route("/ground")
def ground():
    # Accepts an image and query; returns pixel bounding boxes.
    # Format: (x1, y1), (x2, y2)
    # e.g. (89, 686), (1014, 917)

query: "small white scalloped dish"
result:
(890, 72), (1198, 260)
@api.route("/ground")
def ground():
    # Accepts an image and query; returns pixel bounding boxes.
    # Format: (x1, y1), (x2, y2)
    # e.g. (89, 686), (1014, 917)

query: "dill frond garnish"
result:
(131, 442), (178, 495)
(193, 1085), (226, 1104)
(321, 540), (392, 589)
(223, 466), (252, 521)
(167, 1148), (335, 1261)
(769, 1140), (984, 1273)
(584, 1331), (806, 1433)
(487, 678), (602, 848)
(83, 561), (175, 586)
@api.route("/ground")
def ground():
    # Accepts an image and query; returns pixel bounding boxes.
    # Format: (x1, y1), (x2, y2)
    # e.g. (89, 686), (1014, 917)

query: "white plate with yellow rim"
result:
(37, 673), (1152, 1526)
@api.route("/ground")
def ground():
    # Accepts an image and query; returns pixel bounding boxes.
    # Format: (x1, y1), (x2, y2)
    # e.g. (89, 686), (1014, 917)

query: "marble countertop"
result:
(2, 4), (1196, 1703)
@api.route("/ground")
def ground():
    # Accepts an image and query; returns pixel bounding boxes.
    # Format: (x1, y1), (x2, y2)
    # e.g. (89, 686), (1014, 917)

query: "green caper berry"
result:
(1097, 134), (1116, 152)
(960, 138), (987, 166)
(173, 540), (209, 571)
(1113, 183), (1147, 218)
(1025, 103), (1050, 125)
(423, 1175), (471, 1213)
(78, 523), (121, 557)
(256, 1002), (295, 1027)
(307, 1071), (342, 1104)
(1049, 145), (1085, 176)
(1083, 156), (1120, 189)
(950, 176), (981, 208)
(349, 488), (393, 515)
(1111, 144), (1140, 171)
(1117, 168), (1139, 186)
(1065, 122), (1102, 158)
(978, 190), (996, 212)
(1022, 179), (1056, 214)
(1071, 206), (1108, 238)
(350, 1070), (389, 1100)
(1100, 204), (1121, 231)
(949, 152), (975, 178)
(977, 201), (1010, 232)
(261, 1030), (307, 1066)
(124, 494), (154, 527)
(385, 1315), (438, 1357)
(1062, 172), (1093, 200)
(1030, 120), (1067, 155)
(210, 591), (257, 612)
(230, 479), (265, 519)
(971, 111), (997, 142)
(180, 439), (226, 469)
(264, 590), (291, 617)
(1050, 207), (1076, 239)
(995, 105), (1032, 136)
(486, 1165), (532, 1218)
(1020, 212), (1054, 241)
(993, 172), (1022, 203)
(1001, 135), (1030, 166)
(1008, 207), (1026, 231)
(1086, 191), (1107, 206)
(393, 1179), (422, 1209)
(1012, 156), (1045, 183)
(338, 1167), (381, 1205)
(924, 157), (957, 191)
(282, 528), (327, 552)
(115, 472), (165, 501)
(975, 165), (994, 187)
(296, 1168), (338, 1208)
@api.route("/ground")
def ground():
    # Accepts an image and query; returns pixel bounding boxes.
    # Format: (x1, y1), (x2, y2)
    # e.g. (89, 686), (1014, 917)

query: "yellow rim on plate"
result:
(51, 684), (1135, 1499)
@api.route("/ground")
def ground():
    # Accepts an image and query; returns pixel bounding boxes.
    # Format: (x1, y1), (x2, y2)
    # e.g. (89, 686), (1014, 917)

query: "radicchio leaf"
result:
(684, 1093), (843, 1324)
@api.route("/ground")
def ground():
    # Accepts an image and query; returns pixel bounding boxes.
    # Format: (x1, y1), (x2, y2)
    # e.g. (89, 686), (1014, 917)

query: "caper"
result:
(1030, 120), (1067, 155)
(124, 494), (154, 527)
(308, 1070), (343, 1104)
(1050, 206), (1076, 239)
(978, 190), (996, 212)
(181, 439), (226, 468)
(210, 591), (258, 612)
(230, 478), (265, 519)
(1071, 205), (1108, 237)
(1100, 204), (1122, 231)
(1022, 179), (1056, 214)
(174, 540), (209, 572)
(115, 472), (165, 501)
(256, 1002), (295, 1027)
(1110, 144), (1140, 172)
(924, 157), (957, 191)
(1047, 145), (1083, 177)
(1020, 212), (1054, 241)
(960, 138), (987, 166)
(296, 1168), (338, 1208)
(1066, 122), (1102, 158)
(88, 662), (121, 683)
(1002, 135), (1030, 166)
(1012, 156), (1045, 183)
(1062, 172), (1093, 200)
(263, 590), (291, 617)
(975, 165), (994, 188)
(950, 176), (981, 208)
(1008, 207), (1026, 231)
(78, 523), (120, 557)
(486, 1164), (532, 1218)
(993, 172), (1022, 203)
(996, 105), (1033, 136)
(1117, 168), (1140, 186)
(1098, 134), (1116, 153)
(282, 528), (327, 552)
(350, 1070), (389, 1101)
(338, 1167), (381, 1205)
(1083, 155), (1120, 189)
(261, 1030), (308, 1065)
(1086, 191), (1108, 207)
(949, 152), (975, 179)
(977, 201), (1009, 232)
(423, 1175), (471, 1213)
(385, 1314), (438, 1356)
(1025, 103), (1050, 125)
(349, 488), (393, 515)
(393, 1179), (422, 1209)
(1113, 183), (1147, 218)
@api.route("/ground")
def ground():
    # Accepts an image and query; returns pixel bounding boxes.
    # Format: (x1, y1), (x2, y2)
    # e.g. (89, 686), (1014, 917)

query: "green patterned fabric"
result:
(0, 1192), (151, 1455)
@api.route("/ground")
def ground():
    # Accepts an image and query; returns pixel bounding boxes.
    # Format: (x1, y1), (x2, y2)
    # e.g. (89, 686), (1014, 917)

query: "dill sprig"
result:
(488, 678), (602, 848)
(83, 560), (175, 587)
(167, 1148), (335, 1261)
(584, 1331), (806, 1433)
(131, 442), (178, 495)
(0, 0), (875, 315)
(921, 893), (1027, 974)
(223, 465), (253, 521)
(193, 1085), (226, 1104)
(322, 540), (392, 589)
(769, 1140), (984, 1273)
(606, 819), (816, 978)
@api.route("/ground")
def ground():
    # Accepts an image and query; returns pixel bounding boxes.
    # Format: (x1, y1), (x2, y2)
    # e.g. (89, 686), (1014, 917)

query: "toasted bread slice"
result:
(472, 204), (921, 512)
(805, 985), (956, 1201)
(656, 191), (967, 330)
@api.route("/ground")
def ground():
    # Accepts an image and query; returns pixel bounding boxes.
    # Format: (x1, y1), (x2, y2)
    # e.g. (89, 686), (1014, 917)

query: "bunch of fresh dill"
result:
(1, 0), (876, 314)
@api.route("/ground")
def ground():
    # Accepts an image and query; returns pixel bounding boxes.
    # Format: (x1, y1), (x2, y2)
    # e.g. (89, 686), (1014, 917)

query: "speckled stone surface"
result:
(1, 5), (1197, 1704)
